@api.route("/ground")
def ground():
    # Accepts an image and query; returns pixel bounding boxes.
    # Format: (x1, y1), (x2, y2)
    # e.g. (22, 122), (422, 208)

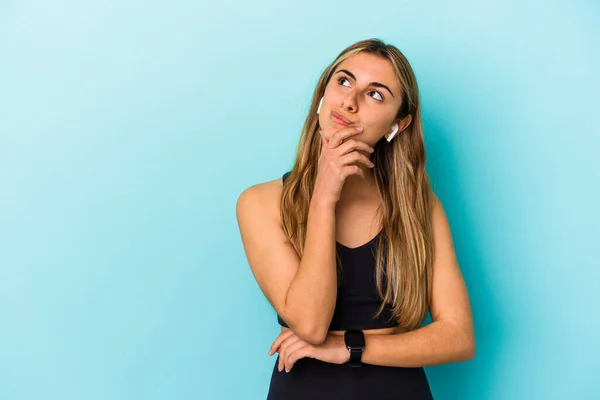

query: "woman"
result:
(236, 38), (475, 399)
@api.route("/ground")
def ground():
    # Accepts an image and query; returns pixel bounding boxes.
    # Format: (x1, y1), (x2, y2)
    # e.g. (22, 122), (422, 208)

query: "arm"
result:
(236, 182), (337, 345)
(359, 194), (476, 367)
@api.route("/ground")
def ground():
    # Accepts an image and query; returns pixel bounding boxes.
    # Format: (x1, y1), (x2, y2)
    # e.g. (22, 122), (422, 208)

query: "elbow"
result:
(467, 340), (476, 360)
(293, 324), (328, 345)
(448, 320), (475, 362)
(305, 333), (328, 346)
(461, 336), (476, 361)
(283, 308), (330, 345)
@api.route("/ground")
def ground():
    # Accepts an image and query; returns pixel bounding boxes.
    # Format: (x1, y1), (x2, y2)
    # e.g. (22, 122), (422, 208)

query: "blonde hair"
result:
(280, 38), (434, 330)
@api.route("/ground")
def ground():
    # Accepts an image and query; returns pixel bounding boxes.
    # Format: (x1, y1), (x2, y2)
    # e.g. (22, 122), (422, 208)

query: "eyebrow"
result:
(335, 69), (395, 98)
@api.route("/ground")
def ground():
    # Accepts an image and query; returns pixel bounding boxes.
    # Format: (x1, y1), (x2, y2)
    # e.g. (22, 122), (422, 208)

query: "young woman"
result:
(236, 38), (475, 399)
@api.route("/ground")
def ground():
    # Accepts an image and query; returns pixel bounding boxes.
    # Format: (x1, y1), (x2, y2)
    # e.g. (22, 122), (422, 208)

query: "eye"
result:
(337, 76), (351, 87)
(369, 91), (384, 101)
(336, 76), (384, 102)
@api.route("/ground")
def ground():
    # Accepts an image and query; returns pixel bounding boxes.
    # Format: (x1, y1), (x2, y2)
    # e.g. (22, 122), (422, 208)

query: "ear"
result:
(385, 115), (413, 142)
(398, 114), (412, 132)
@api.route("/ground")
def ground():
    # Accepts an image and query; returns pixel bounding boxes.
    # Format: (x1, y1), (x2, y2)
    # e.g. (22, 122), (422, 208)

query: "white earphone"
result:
(386, 124), (399, 142)
(317, 97), (323, 114)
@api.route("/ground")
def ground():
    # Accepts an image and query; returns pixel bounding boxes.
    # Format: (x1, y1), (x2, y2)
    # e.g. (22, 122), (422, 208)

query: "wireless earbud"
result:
(386, 124), (399, 142)
(317, 97), (323, 114)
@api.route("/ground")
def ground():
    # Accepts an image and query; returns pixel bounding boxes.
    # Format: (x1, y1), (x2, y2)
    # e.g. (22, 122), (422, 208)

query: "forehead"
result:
(334, 52), (401, 94)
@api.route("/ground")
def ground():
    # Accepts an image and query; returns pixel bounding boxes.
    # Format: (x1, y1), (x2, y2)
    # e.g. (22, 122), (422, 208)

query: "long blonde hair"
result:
(280, 38), (434, 331)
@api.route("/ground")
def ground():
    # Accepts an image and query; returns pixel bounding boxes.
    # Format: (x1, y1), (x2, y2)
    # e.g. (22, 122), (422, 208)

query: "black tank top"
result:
(277, 171), (399, 331)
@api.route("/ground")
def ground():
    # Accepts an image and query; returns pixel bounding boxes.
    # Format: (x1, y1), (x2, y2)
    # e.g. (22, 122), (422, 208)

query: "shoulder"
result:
(429, 191), (448, 224)
(430, 191), (442, 215)
(236, 175), (284, 222)
(428, 190), (456, 254)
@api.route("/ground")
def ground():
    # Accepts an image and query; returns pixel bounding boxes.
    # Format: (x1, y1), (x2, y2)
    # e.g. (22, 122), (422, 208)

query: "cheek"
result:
(367, 111), (396, 131)
(363, 118), (386, 134)
(361, 119), (392, 144)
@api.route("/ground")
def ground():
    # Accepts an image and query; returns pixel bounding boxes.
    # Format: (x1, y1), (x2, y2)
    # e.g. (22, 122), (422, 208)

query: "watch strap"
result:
(348, 347), (363, 367)
(344, 330), (365, 368)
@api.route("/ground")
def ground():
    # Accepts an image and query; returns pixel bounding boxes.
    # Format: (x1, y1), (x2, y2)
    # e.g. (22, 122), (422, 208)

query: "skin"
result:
(237, 51), (475, 374)
(318, 51), (412, 201)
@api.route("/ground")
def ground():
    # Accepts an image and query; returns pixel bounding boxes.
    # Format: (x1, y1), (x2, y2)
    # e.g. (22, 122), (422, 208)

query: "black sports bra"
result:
(277, 171), (399, 331)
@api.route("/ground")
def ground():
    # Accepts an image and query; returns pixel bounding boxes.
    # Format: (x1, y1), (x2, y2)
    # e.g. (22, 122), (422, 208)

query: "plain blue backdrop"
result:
(1, 0), (598, 399)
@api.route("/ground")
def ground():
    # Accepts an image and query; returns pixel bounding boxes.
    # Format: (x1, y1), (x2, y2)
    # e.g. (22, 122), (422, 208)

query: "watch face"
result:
(345, 330), (365, 347)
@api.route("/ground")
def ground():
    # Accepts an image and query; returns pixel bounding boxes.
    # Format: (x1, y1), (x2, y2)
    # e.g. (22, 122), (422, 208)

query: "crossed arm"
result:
(362, 196), (475, 367)
(238, 182), (475, 368)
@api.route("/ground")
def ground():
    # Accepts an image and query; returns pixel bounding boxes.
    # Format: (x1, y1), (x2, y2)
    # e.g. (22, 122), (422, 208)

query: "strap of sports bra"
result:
(282, 171), (291, 183)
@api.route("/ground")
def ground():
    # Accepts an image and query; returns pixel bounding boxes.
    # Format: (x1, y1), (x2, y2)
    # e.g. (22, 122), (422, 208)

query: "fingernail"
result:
(369, 147), (374, 153)
(285, 368), (290, 373)
(356, 126), (363, 131)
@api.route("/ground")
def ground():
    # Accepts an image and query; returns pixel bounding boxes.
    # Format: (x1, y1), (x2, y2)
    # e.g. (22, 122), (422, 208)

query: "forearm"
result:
(284, 198), (337, 343)
(360, 320), (475, 367)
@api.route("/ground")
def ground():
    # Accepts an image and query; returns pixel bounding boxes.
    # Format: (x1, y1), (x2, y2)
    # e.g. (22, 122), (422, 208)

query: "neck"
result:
(338, 164), (378, 203)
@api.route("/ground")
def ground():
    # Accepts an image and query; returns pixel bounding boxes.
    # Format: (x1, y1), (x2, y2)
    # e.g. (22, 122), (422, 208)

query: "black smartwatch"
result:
(344, 330), (365, 367)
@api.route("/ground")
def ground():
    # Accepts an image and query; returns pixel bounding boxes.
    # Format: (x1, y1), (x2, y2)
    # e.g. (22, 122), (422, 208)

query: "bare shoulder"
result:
(429, 190), (455, 253)
(235, 174), (294, 263)
(235, 175), (302, 322)
(429, 191), (448, 228)
(430, 190), (442, 212)
(236, 176), (283, 222)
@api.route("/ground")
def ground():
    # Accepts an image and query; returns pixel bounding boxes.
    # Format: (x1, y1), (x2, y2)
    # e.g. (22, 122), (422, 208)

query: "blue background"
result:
(1, 0), (598, 399)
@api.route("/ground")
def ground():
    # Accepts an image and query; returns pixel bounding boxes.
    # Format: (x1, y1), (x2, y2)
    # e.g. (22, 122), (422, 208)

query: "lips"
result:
(331, 111), (352, 126)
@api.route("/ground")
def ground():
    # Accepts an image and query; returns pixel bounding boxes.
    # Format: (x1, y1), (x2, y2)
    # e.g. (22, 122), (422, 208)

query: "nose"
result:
(342, 93), (357, 112)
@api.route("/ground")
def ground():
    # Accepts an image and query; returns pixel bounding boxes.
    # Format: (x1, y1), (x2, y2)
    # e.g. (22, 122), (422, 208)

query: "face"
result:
(318, 52), (406, 146)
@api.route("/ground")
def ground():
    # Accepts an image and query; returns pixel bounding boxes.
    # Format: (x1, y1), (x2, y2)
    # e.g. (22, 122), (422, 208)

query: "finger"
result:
(277, 334), (302, 370)
(343, 164), (365, 179)
(268, 332), (286, 356)
(269, 329), (296, 355)
(268, 330), (296, 356)
(338, 151), (374, 169)
(279, 335), (303, 372)
(284, 341), (310, 372)
(328, 125), (363, 149)
(335, 138), (374, 156)
(286, 345), (313, 372)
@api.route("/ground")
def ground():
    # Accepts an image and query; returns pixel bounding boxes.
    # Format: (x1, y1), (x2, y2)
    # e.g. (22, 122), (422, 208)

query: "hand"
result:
(313, 125), (375, 206)
(268, 329), (350, 373)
